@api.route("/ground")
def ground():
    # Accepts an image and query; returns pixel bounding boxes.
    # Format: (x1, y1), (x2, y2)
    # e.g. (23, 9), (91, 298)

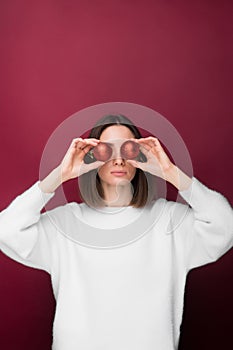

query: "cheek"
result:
(98, 163), (109, 180)
(128, 165), (137, 179)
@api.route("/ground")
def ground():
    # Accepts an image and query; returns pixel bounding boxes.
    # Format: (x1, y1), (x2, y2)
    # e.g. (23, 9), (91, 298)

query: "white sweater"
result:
(0, 176), (233, 350)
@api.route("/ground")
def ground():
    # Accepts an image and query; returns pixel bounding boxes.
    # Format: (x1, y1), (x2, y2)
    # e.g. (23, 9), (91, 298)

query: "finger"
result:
(142, 136), (159, 143)
(84, 160), (105, 172)
(76, 139), (98, 151)
(134, 138), (155, 150)
(68, 138), (82, 150)
(129, 136), (158, 150)
(81, 144), (95, 154)
(139, 138), (164, 154)
(154, 138), (164, 151)
(126, 159), (142, 169)
(139, 136), (160, 145)
(85, 138), (101, 143)
(70, 137), (99, 146)
(71, 137), (98, 143)
(151, 140), (165, 155)
(131, 139), (151, 152)
(139, 142), (151, 151)
(139, 144), (150, 155)
(84, 139), (101, 148)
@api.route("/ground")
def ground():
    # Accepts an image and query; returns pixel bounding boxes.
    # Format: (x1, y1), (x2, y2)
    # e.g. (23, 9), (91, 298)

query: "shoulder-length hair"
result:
(78, 114), (157, 208)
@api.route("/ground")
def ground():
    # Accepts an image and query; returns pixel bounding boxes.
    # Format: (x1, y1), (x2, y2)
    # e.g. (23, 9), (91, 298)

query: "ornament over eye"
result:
(93, 142), (113, 161)
(120, 140), (140, 159)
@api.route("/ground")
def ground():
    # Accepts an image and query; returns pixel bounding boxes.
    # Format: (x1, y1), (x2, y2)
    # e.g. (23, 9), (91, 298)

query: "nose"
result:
(113, 157), (125, 166)
(111, 145), (125, 165)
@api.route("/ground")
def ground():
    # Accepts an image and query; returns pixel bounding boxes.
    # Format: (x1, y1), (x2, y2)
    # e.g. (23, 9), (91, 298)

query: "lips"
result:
(111, 171), (127, 176)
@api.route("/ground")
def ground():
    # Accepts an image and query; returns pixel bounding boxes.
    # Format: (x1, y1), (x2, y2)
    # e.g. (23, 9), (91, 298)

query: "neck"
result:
(101, 182), (133, 207)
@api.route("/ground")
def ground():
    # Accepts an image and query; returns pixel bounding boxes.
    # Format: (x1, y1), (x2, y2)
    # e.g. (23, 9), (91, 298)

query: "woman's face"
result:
(97, 125), (137, 187)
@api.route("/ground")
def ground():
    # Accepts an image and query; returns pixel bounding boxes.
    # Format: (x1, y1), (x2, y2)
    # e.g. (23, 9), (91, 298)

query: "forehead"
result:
(99, 125), (135, 141)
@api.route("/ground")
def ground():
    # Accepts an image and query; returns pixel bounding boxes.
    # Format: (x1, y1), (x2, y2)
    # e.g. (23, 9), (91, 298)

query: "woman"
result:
(0, 114), (232, 350)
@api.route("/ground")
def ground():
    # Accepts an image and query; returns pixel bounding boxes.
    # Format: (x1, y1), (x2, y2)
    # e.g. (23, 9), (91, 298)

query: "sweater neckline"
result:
(93, 205), (134, 214)
(64, 199), (167, 249)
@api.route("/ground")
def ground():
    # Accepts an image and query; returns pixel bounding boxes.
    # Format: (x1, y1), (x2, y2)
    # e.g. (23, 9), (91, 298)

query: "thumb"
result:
(87, 160), (105, 171)
(126, 159), (141, 168)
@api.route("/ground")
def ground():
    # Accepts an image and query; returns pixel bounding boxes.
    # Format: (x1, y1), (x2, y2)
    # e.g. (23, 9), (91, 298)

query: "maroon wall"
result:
(0, 1), (232, 349)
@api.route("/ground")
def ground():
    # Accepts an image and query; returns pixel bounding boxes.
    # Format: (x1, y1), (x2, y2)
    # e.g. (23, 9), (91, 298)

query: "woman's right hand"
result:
(60, 138), (105, 182)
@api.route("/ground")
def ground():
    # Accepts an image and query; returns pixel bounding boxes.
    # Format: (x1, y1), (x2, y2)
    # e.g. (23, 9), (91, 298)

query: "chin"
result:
(112, 178), (131, 186)
(115, 178), (131, 186)
(101, 177), (131, 187)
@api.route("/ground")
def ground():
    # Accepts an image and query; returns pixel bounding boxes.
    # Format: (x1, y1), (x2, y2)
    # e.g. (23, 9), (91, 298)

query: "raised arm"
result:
(126, 136), (233, 270)
(39, 137), (104, 194)
(0, 136), (105, 272)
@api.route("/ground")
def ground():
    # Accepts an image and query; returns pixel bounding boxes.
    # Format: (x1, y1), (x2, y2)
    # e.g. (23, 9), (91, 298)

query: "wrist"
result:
(57, 164), (68, 183)
(39, 166), (63, 194)
(163, 164), (177, 182)
(164, 165), (193, 191)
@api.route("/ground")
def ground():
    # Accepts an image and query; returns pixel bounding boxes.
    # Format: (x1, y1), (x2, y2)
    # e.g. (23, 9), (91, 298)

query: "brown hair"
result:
(78, 114), (157, 208)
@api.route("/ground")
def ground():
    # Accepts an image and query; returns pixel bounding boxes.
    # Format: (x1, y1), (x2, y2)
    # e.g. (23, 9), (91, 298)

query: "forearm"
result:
(164, 165), (193, 191)
(0, 180), (55, 271)
(173, 175), (233, 270)
(38, 165), (63, 194)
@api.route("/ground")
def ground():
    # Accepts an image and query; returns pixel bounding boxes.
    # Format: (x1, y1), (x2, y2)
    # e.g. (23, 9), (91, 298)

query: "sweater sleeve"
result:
(0, 181), (57, 274)
(168, 176), (233, 271)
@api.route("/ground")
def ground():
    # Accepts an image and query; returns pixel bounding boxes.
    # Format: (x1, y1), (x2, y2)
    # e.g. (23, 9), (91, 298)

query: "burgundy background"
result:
(0, 0), (232, 349)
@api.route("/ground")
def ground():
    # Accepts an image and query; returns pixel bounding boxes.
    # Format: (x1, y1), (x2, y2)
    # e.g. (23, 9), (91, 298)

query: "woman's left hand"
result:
(126, 136), (175, 180)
